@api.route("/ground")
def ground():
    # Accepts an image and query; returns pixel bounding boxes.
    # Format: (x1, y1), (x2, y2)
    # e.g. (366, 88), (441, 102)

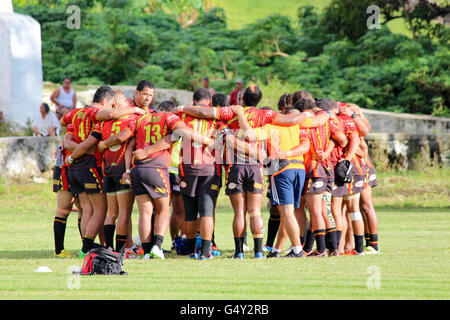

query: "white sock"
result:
(271, 247), (281, 253)
(292, 246), (302, 254)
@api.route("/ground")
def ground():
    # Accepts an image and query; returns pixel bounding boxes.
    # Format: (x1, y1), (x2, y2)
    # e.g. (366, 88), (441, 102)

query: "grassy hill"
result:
(215, 0), (413, 37)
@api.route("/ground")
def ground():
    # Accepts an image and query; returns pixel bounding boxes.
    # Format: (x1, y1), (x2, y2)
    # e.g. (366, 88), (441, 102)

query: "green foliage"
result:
(13, 1), (449, 116)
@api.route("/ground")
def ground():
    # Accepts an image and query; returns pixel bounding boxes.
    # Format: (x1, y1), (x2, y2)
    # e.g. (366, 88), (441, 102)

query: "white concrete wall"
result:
(0, 12), (43, 126)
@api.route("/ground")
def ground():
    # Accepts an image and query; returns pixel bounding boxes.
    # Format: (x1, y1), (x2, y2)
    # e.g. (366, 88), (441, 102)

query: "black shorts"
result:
(304, 177), (334, 195)
(103, 175), (131, 194)
(367, 166), (378, 188)
(331, 182), (348, 198)
(67, 156), (103, 195)
(179, 175), (220, 198)
(347, 175), (366, 196)
(131, 166), (170, 198)
(170, 173), (180, 194)
(53, 166), (72, 193)
(224, 164), (264, 195)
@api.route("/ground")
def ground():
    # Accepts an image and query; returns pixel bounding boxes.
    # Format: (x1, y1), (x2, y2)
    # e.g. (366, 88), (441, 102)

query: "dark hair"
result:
(277, 93), (293, 111)
(242, 85), (262, 107)
(260, 106), (274, 111)
(41, 103), (50, 113)
(93, 85), (114, 103)
(63, 78), (71, 83)
(193, 88), (212, 103)
(212, 93), (228, 107)
(292, 90), (313, 106)
(294, 98), (316, 113)
(315, 98), (338, 111)
(158, 100), (177, 112)
(285, 108), (299, 114)
(136, 80), (155, 92)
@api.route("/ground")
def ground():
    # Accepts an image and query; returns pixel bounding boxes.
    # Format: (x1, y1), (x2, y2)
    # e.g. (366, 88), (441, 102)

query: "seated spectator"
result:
(32, 103), (60, 137)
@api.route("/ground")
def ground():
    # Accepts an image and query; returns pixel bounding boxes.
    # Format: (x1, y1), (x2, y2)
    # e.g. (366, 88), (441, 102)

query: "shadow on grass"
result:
(0, 250), (59, 259)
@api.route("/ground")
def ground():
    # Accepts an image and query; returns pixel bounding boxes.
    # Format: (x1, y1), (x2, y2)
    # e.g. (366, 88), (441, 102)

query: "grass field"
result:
(0, 169), (449, 299)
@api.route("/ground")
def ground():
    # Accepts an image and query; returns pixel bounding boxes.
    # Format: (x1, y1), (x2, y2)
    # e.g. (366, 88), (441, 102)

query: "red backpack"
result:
(80, 247), (127, 276)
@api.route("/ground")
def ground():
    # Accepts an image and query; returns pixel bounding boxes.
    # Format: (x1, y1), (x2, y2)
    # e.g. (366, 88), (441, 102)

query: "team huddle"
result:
(52, 80), (379, 261)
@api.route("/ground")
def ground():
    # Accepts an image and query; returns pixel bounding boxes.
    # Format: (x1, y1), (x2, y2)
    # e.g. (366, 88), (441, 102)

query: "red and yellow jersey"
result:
(91, 113), (140, 176)
(131, 99), (155, 115)
(179, 106), (223, 176)
(61, 124), (75, 168)
(255, 123), (306, 174)
(63, 105), (102, 166)
(217, 106), (277, 130)
(132, 111), (182, 169)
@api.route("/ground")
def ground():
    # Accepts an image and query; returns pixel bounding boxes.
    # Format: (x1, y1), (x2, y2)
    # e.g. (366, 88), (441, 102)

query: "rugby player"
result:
(131, 80), (156, 113)
(52, 125), (82, 258)
(62, 86), (146, 257)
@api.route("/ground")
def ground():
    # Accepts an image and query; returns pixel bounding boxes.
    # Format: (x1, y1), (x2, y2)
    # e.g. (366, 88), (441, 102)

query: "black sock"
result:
(254, 237), (263, 254)
(153, 235), (164, 250)
(325, 228), (333, 251)
(243, 232), (248, 246)
(314, 229), (326, 253)
(303, 229), (315, 253)
(234, 237), (243, 254)
(239, 236), (245, 253)
(187, 238), (196, 254)
(142, 241), (152, 254)
(82, 236), (94, 253)
(77, 218), (82, 238)
(327, 228), (337, 251)
(54, 216), (67, 254)
(336, 230), (343, 248)
(212, 231), (216, 246)
(364, 233), (370, 247)
(115, 234), (127, 253)
(300, 236), (305, 246)
(369, 234), (378, 251)
(104, 224), (116, 250)
(354, 235), (364, 253)
(201, 239), (212, 257)
(266, 215), (280, 247)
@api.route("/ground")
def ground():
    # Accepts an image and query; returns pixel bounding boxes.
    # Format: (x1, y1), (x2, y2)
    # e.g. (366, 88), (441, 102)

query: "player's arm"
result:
(133, 134), (174, 160)
(357, 139), (369, 158)
(174, 106), (216, 119)
(332, 131), (348, 147)
(341, 104), (370, 137)
(63, 132), (78, 152)
(271, 138), (310, 159)
(229, 105), (256, 142)
(121, 137), (136, 185)
(299, 111), (331, 128)
(224, 133), (265, 163)
(65, 135), (99, 165)
(98, 130), (133, 153)
(171, 121), (214, 146)
(95, 106), (146, 121)
(343, 131), (360, 161)
(317, 139), (335, 162)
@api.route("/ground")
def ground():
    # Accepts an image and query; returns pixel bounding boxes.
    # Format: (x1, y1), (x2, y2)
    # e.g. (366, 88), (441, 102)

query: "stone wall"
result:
(0, 133), (448, 178)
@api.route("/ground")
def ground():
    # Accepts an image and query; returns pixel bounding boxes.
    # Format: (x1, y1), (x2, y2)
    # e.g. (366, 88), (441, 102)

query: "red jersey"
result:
(217, 106), (277, 130)
(61, 124), (75, 168)
(303, 111), (341, 177)
(179, 106), (223, 176)
(63, 106), (102, 166)
(217, 106), (277, 165)
(132, 111), (182, 169)
(91, 114), (140, 176)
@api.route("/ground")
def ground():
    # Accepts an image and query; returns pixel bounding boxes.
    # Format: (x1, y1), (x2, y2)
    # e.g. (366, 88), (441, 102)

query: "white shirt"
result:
(56, 86), (75, 109)
(33, 112), (60, 136)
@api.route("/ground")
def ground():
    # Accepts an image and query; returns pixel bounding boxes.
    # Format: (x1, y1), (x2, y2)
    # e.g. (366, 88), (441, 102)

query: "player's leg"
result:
(73, 196), (83, 238)
(83, 192), (107, 253)
(115, 189), (134, 253)
(150, 195), (171, 259)
(246, 191), (264, 257)
(136, 194), (154, 256)
(331, 195), (344, 253)
(53, 189), (74, 257)
(198, 190), (217, 259)
(104, 193), (118, 250)
(265, 203), (280, 250)
(229, 192), (246, 258)
(170, 192), (184, 239)
(294, 197), (308, 245)
(360, 185), (379, 253)
(277, 204), (303, 256)
(305, 192), (327, 256)
(322, 193), (338, 255)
